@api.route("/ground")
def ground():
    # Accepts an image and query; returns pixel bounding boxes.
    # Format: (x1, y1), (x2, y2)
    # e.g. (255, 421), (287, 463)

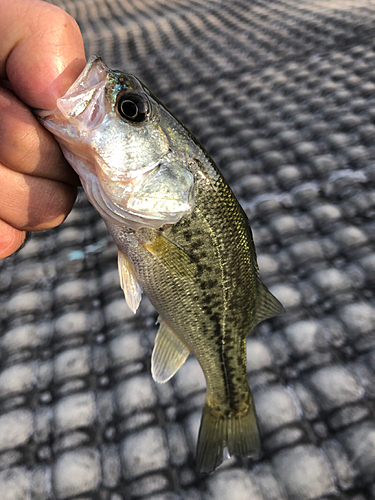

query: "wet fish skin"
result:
(36, 56), (284, 473)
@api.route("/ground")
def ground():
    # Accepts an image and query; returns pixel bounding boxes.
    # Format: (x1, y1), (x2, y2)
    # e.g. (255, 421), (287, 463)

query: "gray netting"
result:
(1, 0), (375, 499)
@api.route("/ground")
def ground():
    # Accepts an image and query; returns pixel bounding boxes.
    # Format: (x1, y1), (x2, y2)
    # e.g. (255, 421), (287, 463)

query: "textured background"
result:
(1, 0), (375, 499)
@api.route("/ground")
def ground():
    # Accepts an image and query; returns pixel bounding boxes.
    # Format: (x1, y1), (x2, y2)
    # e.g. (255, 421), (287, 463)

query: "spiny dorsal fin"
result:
(142, 232), (197, 279)
(151, 319), (190, 383)
(118, 249), (142, 314)
(252, 278), (285, 328)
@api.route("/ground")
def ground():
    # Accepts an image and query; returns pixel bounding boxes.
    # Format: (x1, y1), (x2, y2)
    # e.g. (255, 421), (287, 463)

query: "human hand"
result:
(0, 0), (86, 259)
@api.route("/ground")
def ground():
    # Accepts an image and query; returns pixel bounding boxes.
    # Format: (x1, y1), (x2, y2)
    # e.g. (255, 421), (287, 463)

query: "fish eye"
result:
(116, 92), (149, 123)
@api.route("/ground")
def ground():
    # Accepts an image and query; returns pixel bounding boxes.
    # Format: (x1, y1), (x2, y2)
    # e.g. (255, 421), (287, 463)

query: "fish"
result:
(36, 55), (284, 473)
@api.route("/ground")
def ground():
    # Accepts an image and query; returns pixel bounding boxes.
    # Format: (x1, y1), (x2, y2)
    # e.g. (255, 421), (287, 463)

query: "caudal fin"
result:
(196, 400), (260, 473)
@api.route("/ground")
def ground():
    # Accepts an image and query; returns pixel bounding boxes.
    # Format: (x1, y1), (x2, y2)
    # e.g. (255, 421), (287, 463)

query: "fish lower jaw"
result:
(59, 147), (191, 231)
(56, 146), (155, 229)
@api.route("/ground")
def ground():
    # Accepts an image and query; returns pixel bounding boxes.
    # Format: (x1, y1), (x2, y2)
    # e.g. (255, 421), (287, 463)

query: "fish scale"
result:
(36, 55), (284, 473)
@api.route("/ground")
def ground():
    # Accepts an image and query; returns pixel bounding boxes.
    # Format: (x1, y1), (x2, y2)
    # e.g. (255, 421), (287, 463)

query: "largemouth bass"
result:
(36, 56), (284, 473)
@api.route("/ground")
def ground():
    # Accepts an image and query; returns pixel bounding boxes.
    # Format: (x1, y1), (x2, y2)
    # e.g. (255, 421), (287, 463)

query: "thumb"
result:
(1, 0), (86, 109)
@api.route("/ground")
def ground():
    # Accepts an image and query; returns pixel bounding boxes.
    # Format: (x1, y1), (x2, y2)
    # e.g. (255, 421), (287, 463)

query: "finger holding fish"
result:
(0, 0), (85, 259)
(0, 87), (78, 257)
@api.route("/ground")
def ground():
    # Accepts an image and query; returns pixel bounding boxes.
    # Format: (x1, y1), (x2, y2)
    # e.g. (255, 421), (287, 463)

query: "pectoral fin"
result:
(118, 250), (142, 313)
(142, 232), (197, 279)
(151, 319), (190, 383)
(252, 278), (285, 328)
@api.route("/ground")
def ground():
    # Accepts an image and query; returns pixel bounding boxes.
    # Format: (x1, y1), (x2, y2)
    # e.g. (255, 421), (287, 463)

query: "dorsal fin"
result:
(142, 232), (197, 279)
(151, 319), (190, 383)
(252, 278), (285, 328)
(118, 249), (142, 313)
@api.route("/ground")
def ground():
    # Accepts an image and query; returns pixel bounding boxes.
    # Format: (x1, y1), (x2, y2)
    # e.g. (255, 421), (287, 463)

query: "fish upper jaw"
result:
(36, 56), (111, 141)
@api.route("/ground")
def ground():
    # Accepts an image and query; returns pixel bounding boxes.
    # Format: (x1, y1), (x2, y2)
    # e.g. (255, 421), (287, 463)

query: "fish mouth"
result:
(63, 55), (109, 97)
(35, 55), (110, 135)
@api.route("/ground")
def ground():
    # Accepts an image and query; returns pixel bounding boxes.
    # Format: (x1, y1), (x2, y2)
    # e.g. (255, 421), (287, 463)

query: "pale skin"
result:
(0, 0), (86, 259)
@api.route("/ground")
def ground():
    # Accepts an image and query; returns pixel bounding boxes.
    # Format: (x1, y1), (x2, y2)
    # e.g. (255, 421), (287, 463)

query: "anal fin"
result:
(118, 249), (142, 313)
(252, 278), (285, 328)
(151, 319), (190, 383)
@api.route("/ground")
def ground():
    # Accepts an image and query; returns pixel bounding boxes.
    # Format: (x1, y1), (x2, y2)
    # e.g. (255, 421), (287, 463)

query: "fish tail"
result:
(196, 397), (260, 474)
